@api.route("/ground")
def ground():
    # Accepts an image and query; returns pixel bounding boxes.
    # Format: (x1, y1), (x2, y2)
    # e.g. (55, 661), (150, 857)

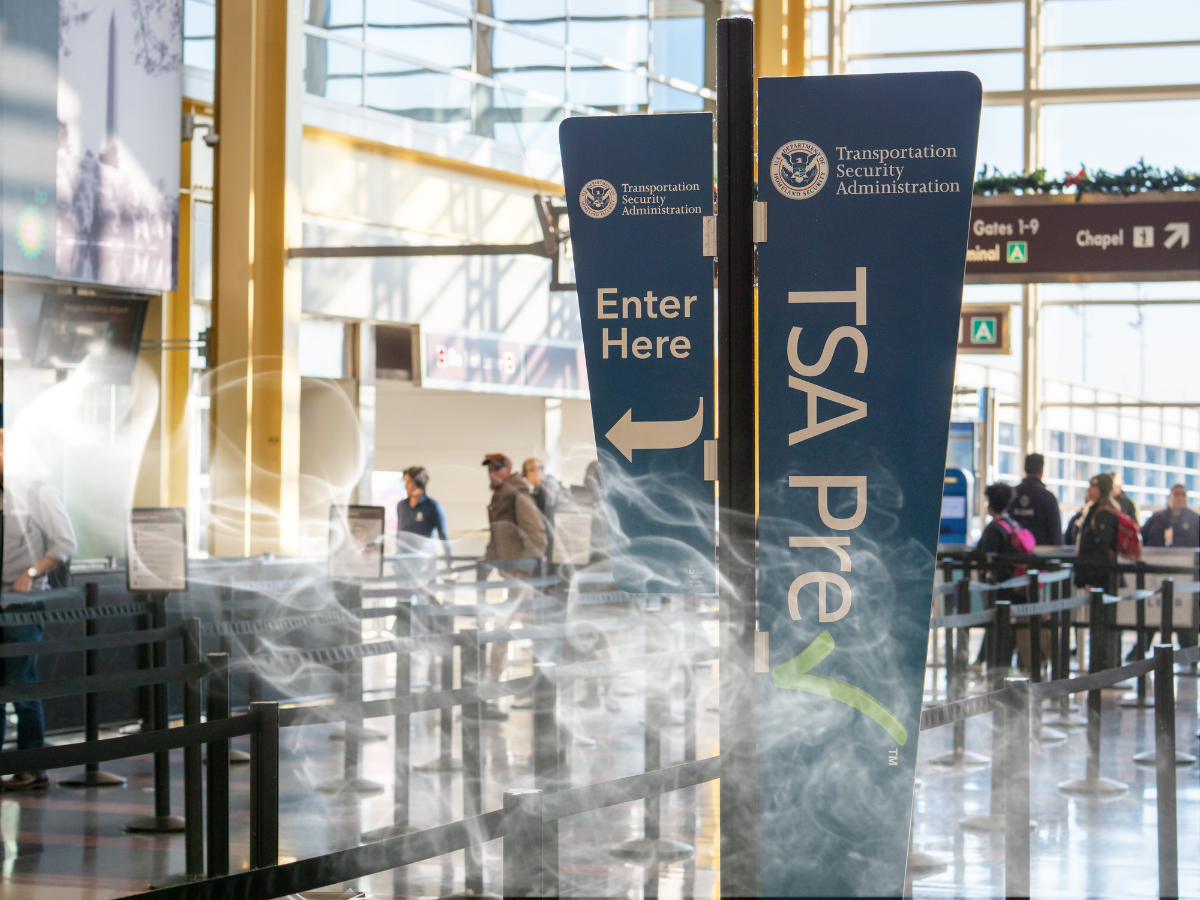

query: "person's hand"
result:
(11, 571), (33, 593)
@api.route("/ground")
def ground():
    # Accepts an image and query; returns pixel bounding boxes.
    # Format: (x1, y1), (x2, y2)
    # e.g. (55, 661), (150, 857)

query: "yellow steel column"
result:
(211, 0), (303, 557)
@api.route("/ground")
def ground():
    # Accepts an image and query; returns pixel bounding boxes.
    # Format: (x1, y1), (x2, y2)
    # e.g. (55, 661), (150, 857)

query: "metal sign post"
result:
(715, 16), (759, 899)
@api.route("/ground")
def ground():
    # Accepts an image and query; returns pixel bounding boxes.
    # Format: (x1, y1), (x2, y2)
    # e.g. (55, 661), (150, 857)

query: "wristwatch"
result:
(26, 567), (38, 578)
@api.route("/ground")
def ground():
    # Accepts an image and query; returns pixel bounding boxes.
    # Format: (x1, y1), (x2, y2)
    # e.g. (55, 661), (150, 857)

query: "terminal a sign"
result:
(559, 113), (716, 594)
(965, 195), (1199, 283)
(757, 72), (980, 897)
(958, 303), (1010, 354)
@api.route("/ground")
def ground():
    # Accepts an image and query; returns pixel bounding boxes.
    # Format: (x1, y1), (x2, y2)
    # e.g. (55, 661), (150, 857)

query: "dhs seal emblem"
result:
(579, 179), (617, 219)
(771, 140), (828, 200)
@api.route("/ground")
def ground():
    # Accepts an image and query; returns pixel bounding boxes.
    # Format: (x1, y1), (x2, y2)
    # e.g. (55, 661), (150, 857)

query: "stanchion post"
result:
(183, 618), (204, 876)
(125, 592), (185, 834)
(684, 593), (697, 763)
(1136, 564), (1148, 699)
(991, 601), (1012, 691)
(715, 15), (759, 899)
(533, 661), (560, 896)
(952, 578), (970, 756)
(394, 597), (412, 830)
(1153, 644), (1178, 899)
(61, 583), (127, 787)
(344, 580), (363, 775)
(460, 630), (484, 896)
(249, 701), (280, 869)
(644, 612), (665, 844)
(503, 789), (543, 899)
(1161, 579), (1174, 651)
(206, 652), (231, 877)
(1003, 677), (1031, 900)
(1087, 588), (1104, 780)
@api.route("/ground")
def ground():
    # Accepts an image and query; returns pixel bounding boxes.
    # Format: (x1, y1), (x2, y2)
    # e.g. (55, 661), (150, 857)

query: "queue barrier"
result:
(918, 641), (1194, 900)
(0, 646), (279, 886)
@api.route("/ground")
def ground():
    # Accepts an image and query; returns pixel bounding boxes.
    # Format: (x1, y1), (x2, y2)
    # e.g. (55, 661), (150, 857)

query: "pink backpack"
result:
(996, 516), (1036, 575)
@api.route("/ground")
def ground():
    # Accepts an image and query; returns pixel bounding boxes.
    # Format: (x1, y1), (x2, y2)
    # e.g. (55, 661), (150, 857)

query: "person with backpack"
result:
(974, 483), (1036, 670)
(0, 429), (78, 791)
(1074, 473), (1123, 596)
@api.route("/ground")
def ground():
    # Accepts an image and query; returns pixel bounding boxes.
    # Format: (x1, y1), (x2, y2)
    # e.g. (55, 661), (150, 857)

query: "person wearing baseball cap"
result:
(478, 452), (547, 719)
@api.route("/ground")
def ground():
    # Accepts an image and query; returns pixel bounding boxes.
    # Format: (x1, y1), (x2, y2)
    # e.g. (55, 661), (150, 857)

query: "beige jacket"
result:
(485, 473), (548, 567)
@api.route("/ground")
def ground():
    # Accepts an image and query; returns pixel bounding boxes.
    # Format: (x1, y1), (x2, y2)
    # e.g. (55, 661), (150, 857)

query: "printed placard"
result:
(127, 508), (188, 592)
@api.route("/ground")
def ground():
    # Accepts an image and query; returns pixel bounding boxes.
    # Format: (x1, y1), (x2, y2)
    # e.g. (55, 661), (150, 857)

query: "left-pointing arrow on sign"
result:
(606, 399), (704, 462)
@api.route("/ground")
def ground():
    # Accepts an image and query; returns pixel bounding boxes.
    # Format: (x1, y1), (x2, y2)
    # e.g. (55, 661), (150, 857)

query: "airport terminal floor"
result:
(0, 558), (1196, 900)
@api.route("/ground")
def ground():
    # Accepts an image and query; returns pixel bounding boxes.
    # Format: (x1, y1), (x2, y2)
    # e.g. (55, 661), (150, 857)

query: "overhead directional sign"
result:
(757, 72), (981, 897)
(965, 194), (1200, 283)
(559, 113), (716, 594)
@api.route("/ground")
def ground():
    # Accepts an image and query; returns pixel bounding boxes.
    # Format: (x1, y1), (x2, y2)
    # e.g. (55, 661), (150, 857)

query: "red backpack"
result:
(995, 516), (1037, 575)
(1115, 511), (1143, 560)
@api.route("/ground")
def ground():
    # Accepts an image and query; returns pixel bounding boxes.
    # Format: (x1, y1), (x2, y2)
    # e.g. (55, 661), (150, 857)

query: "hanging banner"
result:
(559, 113), (716, 594)
(756, 72), (981, 896)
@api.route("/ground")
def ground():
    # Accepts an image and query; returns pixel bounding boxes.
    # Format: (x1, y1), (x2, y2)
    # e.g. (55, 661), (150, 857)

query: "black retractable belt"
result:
(58, 582), (127, 788)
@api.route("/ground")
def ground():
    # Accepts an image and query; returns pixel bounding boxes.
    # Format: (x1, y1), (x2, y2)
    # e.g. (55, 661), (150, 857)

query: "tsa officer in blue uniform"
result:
(1008, 453), (1063, 546)
(396, 466), (449, 555)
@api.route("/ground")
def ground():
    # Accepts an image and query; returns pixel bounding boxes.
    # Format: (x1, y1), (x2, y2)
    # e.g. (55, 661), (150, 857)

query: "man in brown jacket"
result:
(483, 454), (547, 569)
(480, 453), (547, 718)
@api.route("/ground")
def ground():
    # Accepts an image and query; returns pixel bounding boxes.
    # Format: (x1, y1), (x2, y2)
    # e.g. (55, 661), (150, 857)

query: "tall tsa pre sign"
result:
(756, 73), (981, 896)
(559, 114), (715, 593)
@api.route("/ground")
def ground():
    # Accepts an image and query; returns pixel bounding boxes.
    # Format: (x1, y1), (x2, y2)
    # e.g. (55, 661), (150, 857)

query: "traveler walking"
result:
(522, 457), (559, 565)
(1111, 472), (1139, 523)
(0, 429), (78, 790)
(1141, 484), (1199, 548)
(1074, 473), (1120, 596)
(1008, 453), (1062, 546)
(396, 466), (449, 554)
(480, 453), (547, 719)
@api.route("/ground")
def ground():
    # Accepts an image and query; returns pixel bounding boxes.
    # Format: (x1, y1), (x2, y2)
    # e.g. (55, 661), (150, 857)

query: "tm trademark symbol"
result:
(887, 748), (898, 766)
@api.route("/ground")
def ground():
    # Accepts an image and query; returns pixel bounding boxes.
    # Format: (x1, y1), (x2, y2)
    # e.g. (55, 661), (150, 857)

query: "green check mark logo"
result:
(770, 630), (908, 745)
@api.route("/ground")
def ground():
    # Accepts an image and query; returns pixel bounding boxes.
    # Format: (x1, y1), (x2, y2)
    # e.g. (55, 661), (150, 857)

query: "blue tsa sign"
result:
(559, 113), (716, 594)
(756, 73), (981, 897)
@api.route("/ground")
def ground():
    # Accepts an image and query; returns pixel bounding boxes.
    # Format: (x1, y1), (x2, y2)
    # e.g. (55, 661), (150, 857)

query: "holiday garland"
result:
(973, 159), (1200, 199)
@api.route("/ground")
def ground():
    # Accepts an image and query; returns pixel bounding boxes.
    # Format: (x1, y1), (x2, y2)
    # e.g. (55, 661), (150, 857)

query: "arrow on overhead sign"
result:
(1164, 222), (1190, 249)
(606, 399), (704, 462)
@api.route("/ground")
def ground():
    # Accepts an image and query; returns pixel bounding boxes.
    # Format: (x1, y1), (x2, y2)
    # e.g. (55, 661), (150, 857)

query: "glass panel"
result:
(491, 88), (566, 156)
(998, 422), (1015, 447)
(1044, 0), (1200, 46)
(569, 18), (649, 65)
(1165, 448), (1178, 467)
(325, 39), (365, 105)
(364, 59), (473, 127)
(1049, 430), (1066, 452)
(1123, 441), (1140, 461)
(192, 201), (213, 302)
(1075, 435), (1093, 456)
(1187, 451), (1198, 470)
(300, 319), (347, 379)
(1045, 47), (1200, 89)
(184, 0), (216, 70)
(847, 52), (1023, 93)
(847, 3), (1023, 55)
(569, 67), (648, 112)
(1145, 445), (1160, 465)
(328, 0), (365, 27)
(1124, 466), (1138, 487)
(1042, 100), (1200, 177)
(364, 21), (471, 70)
(978, 105), (1024, 174)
